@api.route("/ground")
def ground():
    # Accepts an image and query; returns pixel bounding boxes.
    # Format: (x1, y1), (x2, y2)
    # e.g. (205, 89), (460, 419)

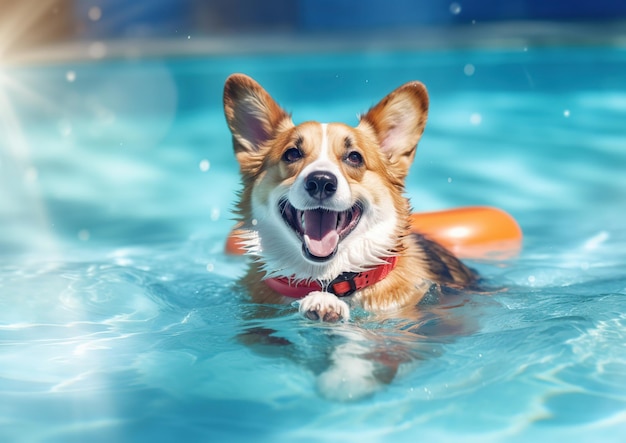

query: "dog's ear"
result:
(358, 81), (429, 179)
(223, 74), (292, 166)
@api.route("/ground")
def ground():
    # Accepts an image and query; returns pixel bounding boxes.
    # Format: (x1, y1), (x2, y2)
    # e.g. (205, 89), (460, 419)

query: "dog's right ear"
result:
(223, 74), (292, 168)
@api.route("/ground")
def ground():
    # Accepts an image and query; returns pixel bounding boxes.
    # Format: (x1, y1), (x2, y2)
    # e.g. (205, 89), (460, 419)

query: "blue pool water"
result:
(1, 46), (626, 442)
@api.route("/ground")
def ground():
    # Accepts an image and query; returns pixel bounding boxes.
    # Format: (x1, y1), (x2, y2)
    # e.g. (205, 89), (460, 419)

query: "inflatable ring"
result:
(225, 206), (522, 259)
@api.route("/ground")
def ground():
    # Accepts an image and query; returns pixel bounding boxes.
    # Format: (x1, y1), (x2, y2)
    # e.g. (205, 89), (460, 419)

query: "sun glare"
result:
(0, 78), (60, 254)
(0, 0), (69, 63)
(0, 0), (67, 255)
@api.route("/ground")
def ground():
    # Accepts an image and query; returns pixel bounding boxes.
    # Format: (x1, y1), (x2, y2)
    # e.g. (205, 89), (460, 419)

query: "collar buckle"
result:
(265, 256), (398, 299)
(328, 272), (359, 297)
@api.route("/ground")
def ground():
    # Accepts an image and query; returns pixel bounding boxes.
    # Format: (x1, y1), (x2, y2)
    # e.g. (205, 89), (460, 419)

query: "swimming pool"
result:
(1, 45), (626, 442)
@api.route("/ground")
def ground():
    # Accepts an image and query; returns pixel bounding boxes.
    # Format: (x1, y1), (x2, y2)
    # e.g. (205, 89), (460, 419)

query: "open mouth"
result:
(279, 199), (363, 262)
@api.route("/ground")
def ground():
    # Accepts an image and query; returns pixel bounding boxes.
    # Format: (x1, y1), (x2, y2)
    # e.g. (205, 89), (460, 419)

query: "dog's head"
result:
(224, 74), (428, 282)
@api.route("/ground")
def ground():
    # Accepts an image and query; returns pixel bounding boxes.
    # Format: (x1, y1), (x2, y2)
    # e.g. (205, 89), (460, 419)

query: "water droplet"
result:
(206, 263), (214, 272)
(563, 109), (570, 118)
(470, 113), (482, 125)
(210, 208), (220, 221)
(450, 2), (462, 15)
(88, 6), (102, 22)
(528, 275), (536, 284)
(447, 177), (453, 183)
(65, 70), (76, 82)
(199, 159), (210, 172)
(187, 35), (191, 40)
(463, 64), (475, 76)
(78, 229), (90, 241)
(251, 219), (258, 226)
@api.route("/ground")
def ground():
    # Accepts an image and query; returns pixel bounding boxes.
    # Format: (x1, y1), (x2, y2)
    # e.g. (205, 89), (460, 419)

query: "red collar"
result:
(264, 257), (398, 299)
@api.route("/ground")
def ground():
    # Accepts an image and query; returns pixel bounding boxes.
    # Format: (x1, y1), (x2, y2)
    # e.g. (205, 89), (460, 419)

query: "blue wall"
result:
(74, 0), (626, 38)
(299, 0), (626, 29)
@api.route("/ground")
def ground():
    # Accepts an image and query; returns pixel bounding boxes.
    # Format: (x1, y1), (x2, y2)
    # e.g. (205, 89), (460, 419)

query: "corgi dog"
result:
(223, 73), (476, 323)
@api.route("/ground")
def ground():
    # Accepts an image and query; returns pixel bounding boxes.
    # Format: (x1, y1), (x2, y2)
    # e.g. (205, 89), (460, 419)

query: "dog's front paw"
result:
(299, 291), (350, 322)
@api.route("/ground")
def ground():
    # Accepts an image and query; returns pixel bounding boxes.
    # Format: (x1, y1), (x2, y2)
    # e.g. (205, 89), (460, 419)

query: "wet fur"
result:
(224, 73), (476, 314)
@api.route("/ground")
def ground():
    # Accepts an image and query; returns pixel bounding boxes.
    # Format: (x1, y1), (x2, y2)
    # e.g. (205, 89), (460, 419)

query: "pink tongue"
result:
(303, 210), (339, 258)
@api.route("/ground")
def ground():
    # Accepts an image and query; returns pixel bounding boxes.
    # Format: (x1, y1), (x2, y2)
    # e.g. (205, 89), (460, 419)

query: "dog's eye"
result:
(282, 147), (303, 164)
(345, 151), (364, 167)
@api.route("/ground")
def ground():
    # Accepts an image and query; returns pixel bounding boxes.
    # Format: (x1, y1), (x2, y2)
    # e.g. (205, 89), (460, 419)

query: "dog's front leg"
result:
(298, 291), (350, 322)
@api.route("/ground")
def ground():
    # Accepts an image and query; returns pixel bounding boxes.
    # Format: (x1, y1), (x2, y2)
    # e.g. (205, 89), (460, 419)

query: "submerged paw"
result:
(305, 308), (341, 323)
(299, 291), (350, 322)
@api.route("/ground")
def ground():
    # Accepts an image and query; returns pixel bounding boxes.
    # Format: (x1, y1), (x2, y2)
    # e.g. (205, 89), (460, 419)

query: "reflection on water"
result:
(2, 241), (625, 441)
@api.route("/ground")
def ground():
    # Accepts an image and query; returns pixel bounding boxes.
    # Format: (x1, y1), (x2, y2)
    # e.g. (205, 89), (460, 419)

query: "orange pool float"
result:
(225, 206), (522, 260)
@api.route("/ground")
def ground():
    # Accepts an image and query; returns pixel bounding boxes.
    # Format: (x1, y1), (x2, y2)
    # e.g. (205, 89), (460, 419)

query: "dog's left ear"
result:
(358, 81), (429, 179)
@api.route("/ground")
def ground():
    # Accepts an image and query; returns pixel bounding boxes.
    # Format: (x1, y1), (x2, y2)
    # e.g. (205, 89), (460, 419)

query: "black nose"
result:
(305, 172), (337, 199)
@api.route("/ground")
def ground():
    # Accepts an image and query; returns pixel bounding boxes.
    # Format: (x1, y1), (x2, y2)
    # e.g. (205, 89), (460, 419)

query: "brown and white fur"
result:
(224, 73), (475, 325)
